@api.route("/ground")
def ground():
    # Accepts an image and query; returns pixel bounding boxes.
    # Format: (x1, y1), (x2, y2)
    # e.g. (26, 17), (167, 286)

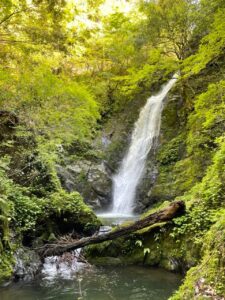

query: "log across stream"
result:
(38, 201), (185, 258)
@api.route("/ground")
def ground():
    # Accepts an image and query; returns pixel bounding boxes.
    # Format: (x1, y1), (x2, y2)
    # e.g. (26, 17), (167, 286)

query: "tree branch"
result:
(37, 200), (185, 258)
(0, 7), (32, 27)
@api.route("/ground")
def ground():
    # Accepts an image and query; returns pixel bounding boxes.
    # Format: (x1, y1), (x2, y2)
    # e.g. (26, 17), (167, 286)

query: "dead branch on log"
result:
(37, 200), (185, 258)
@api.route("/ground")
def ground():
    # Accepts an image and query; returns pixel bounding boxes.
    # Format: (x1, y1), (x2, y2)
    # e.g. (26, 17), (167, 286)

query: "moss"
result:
(0, 250), (14, 283)
(36, 190), (101, 237)
(170, 213), (225, 299)
(141, 201), (171, 218)
(150, 77), (225, 205)
(157, 134), (186, 166)
(85, 218), (201, 272)
(65, 139), (103, 163)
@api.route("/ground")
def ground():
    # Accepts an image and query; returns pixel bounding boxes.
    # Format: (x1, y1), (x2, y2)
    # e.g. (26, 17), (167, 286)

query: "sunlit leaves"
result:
(183, 9), (225, 76)
(187, 80), (225, 155)
(140, 0), (196, 59)
(0, 64), (100, 144)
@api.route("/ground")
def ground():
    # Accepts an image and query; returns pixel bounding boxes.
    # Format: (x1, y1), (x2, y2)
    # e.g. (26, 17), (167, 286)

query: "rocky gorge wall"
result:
(57, 92), (151, 212)
(57, 81), (185, 213)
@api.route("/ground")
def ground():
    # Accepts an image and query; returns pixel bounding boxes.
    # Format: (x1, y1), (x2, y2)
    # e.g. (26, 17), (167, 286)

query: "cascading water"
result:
(111, 76), (178, 215)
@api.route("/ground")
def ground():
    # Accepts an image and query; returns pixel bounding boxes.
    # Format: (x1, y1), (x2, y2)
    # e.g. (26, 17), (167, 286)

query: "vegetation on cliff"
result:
(0, 0), (224, 298)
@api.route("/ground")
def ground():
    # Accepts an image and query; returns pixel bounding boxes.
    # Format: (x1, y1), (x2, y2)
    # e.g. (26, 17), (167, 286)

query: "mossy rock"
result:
(40, 190), (101, 235)
(0, 250), (14, 284)
(22, 190), (101, 246)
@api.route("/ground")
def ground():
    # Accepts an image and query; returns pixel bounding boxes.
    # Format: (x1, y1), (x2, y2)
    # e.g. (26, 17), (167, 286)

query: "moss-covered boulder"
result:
(35, 190), (101, 239)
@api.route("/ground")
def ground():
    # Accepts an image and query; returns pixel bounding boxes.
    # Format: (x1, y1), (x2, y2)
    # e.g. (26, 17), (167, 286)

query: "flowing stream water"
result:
(0, 229), (182, 299)
(0, 265), (182, 300)
(111, 76), (177, 215)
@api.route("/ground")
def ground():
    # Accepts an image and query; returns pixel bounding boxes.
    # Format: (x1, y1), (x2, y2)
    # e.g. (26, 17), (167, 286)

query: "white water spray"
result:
(111, 76), (178, 215)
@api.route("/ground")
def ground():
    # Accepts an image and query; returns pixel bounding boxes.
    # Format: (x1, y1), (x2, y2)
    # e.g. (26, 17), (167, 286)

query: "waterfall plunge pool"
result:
(0, 265), (182, 300)
(0, 214), (182, 300)
(97, 212), (138, 226)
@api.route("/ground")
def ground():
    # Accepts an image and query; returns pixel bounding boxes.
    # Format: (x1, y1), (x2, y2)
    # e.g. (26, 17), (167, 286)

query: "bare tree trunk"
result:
(38, 201), (185, 258)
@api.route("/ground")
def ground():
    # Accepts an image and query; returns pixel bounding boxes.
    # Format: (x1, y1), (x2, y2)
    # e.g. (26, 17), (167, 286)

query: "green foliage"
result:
(0, 157), (14, 243)
(0, 62), (100, 197)
(0, 65), (100, 145)
(0, 0), (224, 293)
(170, 206), (214, 244)
(10, 192), (42, 232)
(140, 0), (196, 59)
(0, 250), (14, 283)
(157, 134), (185, 165)
(112, 50), (176, 110)
(40, 190), (101, 234)
(194, 0), (225, 38)
(170, 213), (225, 299)
(0, 157), (41, 234)
(166, 80), (225, 196)
(187, 81), (225, 156)
(193, 137), (225, 208)
(47, 190), (92, 216)
(183, 9), (225, 76)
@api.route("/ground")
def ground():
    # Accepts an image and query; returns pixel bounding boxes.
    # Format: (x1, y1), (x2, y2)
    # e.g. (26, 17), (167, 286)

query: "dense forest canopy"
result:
(1, 0), (224, 145)
(0, 0), (225, 299)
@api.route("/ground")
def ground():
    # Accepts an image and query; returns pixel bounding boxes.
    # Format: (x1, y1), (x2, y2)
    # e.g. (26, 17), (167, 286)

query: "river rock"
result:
(13, 248), (42, 281)
(57, 160), (112, 210)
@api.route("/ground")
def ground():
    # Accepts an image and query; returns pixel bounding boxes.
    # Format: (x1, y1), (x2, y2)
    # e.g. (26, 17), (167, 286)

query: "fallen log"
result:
(38, 200), (185, 258)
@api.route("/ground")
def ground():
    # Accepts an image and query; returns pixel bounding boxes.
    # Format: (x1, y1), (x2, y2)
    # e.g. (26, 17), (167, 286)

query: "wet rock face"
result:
(57, 161), (112, 210)
(13, 248), (42, 281)
(135, 162), (159, 212)
(57, 90), (182, 213)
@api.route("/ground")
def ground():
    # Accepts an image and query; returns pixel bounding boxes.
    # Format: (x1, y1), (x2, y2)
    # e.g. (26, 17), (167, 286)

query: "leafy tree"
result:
(183, 8), (225, 76)
(0, 64), (99, 144)
(139, 0), (196, 60)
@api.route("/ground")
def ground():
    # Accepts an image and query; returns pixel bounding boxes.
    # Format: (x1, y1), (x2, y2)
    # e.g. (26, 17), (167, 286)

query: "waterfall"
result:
(111, 76), (178, 215)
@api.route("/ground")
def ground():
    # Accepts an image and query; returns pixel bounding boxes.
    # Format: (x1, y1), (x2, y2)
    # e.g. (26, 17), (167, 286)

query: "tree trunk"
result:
(38, 200), (185, 258)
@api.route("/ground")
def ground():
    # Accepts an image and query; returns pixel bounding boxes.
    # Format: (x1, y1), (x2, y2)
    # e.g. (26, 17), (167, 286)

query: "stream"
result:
(0, 215), (182, 300)
(0, 265), (181, 300)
